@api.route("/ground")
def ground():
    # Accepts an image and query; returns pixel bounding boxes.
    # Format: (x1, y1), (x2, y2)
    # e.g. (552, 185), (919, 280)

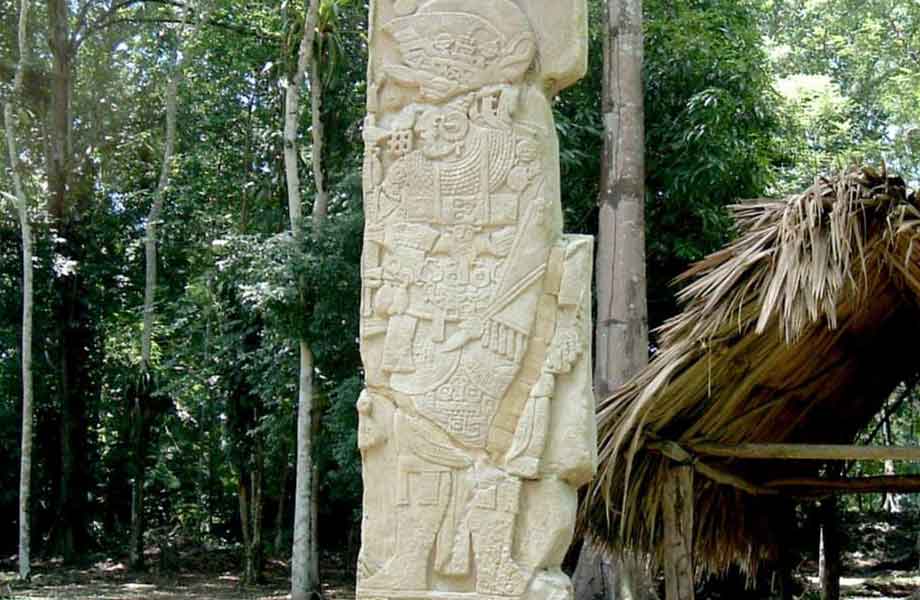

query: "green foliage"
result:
(556, 0), (783, 326)
(763, 0), (920, 185)
(645, 0), (781, 323)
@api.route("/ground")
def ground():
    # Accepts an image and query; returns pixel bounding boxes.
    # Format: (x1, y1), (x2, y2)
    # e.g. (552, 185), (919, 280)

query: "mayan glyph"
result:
(357, 2), (594, 599)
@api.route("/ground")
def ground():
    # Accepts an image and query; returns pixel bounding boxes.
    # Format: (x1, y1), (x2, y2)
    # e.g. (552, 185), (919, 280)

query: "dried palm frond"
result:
(582, 166), (920, 577)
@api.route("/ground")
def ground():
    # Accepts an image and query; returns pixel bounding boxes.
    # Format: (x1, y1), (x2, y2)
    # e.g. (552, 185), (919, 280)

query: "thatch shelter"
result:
(582, 167), (920, 582)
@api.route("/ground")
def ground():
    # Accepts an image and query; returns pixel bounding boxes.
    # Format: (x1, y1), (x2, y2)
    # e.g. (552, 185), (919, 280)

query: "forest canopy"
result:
(1, 0), (918, 592)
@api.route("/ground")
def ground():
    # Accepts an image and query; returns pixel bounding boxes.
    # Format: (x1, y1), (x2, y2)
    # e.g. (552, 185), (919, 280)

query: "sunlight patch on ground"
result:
(1, 570), (296, 600)
(807, 573), (920, 599)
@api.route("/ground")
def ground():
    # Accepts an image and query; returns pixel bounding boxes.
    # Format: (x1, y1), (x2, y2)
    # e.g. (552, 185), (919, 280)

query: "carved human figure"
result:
(358, 2), (594, 599)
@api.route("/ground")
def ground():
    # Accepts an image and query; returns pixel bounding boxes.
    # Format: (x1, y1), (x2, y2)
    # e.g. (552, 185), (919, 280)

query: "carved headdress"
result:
(383, 0), (537, 103)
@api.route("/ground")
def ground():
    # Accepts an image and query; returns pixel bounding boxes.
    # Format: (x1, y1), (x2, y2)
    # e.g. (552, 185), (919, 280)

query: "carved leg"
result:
(468, 477), (530, 597)
(361, 471), (450, 592)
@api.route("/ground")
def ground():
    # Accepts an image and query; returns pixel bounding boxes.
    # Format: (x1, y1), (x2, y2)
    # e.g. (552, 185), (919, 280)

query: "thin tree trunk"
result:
(309, 464), (319, 584)
(285, 2), (321, 598)
(283, 0), (320, 238)
(129, 392), (147, 569)
(309, 53), (328, 232)
(818, 522), (825, 581)
(239, 473), (252, 577)
(131, 2), (211, 569)
(882, 415), (899, 513)
(274, 460), (290, 552)
(4, 0), (33, 581)
(292, 342), (316, 599)
(246, 422), (265, 584)
(308, 34), (327, 589)
(575, 0), (647, 597)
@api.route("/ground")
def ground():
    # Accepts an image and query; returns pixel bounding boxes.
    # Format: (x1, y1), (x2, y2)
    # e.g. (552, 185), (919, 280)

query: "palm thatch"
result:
(582, 166), (920, 576)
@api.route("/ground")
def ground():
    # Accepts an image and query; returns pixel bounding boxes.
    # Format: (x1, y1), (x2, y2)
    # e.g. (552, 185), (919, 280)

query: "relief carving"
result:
(358, 2), (594, 599)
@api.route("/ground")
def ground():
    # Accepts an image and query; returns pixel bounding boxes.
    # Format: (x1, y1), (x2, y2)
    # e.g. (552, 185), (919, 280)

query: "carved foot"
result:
(505, 456), (540, 479)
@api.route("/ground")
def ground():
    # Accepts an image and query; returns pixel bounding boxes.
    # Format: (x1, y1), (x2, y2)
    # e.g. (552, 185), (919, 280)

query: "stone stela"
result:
(357, 2), (596, 599)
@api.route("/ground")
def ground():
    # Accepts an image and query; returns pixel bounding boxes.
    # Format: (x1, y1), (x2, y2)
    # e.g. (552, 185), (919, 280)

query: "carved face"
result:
(416, 107), (470, 159)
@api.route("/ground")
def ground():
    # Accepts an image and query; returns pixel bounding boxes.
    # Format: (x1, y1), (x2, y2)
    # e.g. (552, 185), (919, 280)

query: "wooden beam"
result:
(663, 465), (695, 600)
(651, 441), (779, 496)
(765, 475), (920, 495)
(689, 443), (920, 462)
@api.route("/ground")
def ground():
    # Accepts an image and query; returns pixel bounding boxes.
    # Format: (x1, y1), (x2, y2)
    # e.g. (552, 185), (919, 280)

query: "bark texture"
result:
(309, 54), (328, 232)
(47, 0), (71, 220)
(662, 466), (694, 600)
(594, 0), (647, 400)
(308, 46), (326, 584)
(285, 3), (322, 597)
(292, 342), (316, 598)
(241, 427), (265, 584)
(4, 0), (33, 581)
(574, 0), (647, 597)
(274, 459), (290, 552)
(46, 0), (87, 561)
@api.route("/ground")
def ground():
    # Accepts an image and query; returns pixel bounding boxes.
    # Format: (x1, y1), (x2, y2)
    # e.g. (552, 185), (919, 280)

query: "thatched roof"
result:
(583, 167), (920, 576)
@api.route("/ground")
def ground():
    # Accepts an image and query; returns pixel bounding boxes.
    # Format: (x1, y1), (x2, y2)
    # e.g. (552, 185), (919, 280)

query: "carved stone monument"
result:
(358, 2), (595, 599)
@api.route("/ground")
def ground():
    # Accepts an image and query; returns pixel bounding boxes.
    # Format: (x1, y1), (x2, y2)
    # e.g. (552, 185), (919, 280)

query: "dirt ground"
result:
(797, 511), (920, 599)
(4, 561), (917, 599)
(2, 513), (919, 600)
(0, 554), (356, 600)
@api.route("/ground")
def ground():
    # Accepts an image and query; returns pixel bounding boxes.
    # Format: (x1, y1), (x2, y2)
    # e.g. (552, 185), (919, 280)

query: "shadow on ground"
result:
(0, 551), (356, 600)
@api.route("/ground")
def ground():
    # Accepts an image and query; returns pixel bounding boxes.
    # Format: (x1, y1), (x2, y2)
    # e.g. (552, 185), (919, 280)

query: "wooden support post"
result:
(663, 465), (695, 600)
(775, 501), (797, 600)
(820, 498), (840, 600)
(777, 550), (795, 600)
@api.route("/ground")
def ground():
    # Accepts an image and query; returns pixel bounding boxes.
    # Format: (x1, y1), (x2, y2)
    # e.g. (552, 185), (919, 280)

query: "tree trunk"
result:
(47, 0), (71, 220)
(820, 499), (840, 600)
(575, 0), (647, 597)
(309, 53), (328, 232)
(882, 416), (900, 513)
(274, 459), (290, 553)
(244, 424), (265, 584)
(662, 466), (694, 600)
(129, 391), (147, 570)
(307, 33), (328, 589)
(239, 472), (252, 576)
(285, 2), (321, 598)
(291, 343), (316, 599)
(594, 0), (647, 399)
(46, 0), (84, 563)
(132, 3), (211, 570)
(4, 0), (33, 581)
(309, 464), (320, 584)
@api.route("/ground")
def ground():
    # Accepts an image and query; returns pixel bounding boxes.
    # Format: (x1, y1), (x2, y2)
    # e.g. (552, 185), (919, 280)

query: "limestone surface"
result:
(358, 2), (595, 599)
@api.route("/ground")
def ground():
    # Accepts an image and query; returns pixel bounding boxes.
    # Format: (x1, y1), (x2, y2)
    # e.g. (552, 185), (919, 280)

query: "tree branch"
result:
(85, 14), (277, 43)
